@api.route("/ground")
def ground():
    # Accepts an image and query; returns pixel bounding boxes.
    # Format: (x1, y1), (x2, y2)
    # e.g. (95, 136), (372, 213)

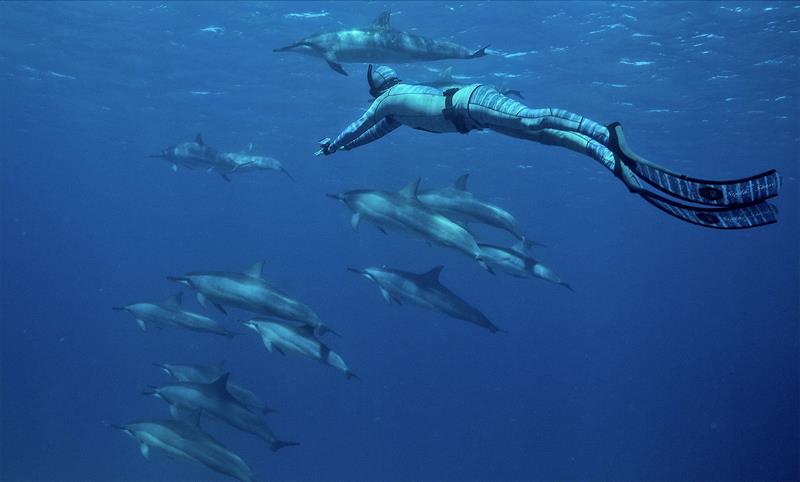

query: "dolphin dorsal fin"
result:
(372, 11), (391, 30)
(436, 66), (454, 83)
(245, 260), (264, 279)
(195, 133), (204, 146)
(163, 292), (183, 308)
(421, 265), (444, 284)
(209, 373), (231, 396)
(399, 177), (421, 199)
(454, 173), (470, 191)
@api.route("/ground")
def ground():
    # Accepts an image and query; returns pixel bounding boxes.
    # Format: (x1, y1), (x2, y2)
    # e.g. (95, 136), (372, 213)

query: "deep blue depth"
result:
(1, 2), (798, 480)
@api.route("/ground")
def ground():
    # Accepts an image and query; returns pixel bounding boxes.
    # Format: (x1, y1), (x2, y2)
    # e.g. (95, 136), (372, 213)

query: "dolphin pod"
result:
(328, 177), (494, 274)
(150, 133), (294, 182)
(274, 11), (487, 76)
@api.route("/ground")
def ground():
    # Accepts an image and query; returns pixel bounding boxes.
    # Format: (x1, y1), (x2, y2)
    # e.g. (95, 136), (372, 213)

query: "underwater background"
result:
(1, 1), (798, 480)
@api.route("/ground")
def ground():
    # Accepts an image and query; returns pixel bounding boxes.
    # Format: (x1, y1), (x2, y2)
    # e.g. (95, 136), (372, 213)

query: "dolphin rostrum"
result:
(111, 418), (256, 482)
(148, 133), (219, 172)
(425, 66), (524, 99)
(168, 260), (337, 336)
(146, 374), (299, 452)
(418, 173), (540, 247)
(327, 178), (493, 273)
(112, 292), (235, 337)
(478, 241), (574, 292)
(274, 11), (487, 76)
(154, 361), (277, 415)
(348, 265), (501, 333)
(242, 319), (358, 380)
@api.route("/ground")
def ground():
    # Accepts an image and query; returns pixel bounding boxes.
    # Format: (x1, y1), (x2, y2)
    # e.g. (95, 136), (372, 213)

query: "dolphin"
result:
(154, 361), (277, 415)
(327, 178), (493, 273)
(348, 265), (501, 333)
(425, 66), (524, 99)
(214, 152), (295, 182)
(168, 260), (337, 337)
(478, 241), (574, 292)
(148, 133), (220, 172)
(112, 418), (256, 482)
(145, 374), (299, 452)
(273, 11), (488, 76)
(242, 319), (358, 380)
(112, 292), (235, 337)
(418, 173), (540, 247)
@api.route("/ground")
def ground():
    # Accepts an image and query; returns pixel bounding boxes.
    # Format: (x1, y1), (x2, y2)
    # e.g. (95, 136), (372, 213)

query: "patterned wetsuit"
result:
(328, 83), (641, 188)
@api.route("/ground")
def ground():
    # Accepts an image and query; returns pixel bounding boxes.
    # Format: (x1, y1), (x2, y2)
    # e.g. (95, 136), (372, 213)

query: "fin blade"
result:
(454, 173), (470, 190)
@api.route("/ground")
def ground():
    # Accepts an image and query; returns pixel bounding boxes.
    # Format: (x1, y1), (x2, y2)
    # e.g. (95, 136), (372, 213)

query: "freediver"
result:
(316, 65), (781, 229)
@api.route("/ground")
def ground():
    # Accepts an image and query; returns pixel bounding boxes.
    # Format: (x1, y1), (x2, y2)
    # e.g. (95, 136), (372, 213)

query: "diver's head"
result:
(367, 65), (400, 98)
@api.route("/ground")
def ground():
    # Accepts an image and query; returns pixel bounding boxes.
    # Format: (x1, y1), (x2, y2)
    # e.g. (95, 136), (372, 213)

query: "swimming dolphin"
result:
(478, 241), (574, 292)
(327, 178), (493, 273)
(112, 292), (235, 337)
(273, 11), (488, 76)
(148, 133), (219, 172)
(242, 319), (358, 380)
(168, 260), (337, 336)
(214, 152), (295, 182)
(145, 374), (299, 452)
(426, 66), (524, 99)
(112, 418), (256, 482)
(418, 173), (540, 247)
(348, 265), (501, 333)
(154, 361), (277, 415)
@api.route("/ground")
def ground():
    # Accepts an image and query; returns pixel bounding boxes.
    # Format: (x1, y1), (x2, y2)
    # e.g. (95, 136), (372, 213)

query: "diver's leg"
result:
(491, 126), (779, 229)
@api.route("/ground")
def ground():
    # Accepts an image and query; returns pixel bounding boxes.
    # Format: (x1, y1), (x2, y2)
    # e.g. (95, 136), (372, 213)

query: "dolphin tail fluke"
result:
(560, 282), (575, 293)
(281, 167), (296, 182)
(494, 326), (509, 334)
(470, 44), (489, 58)
(346, 370), (360, 381)
(271, 440), (300, 452)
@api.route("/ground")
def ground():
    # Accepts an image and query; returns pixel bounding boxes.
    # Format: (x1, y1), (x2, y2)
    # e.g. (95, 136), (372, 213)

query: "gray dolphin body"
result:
(425, 66), (524, 99)
(328, 178), (492, 273)
(147, 374), (298, 452)
(112, 419), (256, 482)
(243, 319), (357, 380)
(349, 265), (501, 333)
(168, 261), (336, 336)
(154, 362), (276, 415)
(149, 133), (220, 172)
(273, 11), (487, 76)
(113, 292), (234, 337)
(478, 242), (574, 292)
(418, 174), (537, 245)
(215, 152), (295, 182)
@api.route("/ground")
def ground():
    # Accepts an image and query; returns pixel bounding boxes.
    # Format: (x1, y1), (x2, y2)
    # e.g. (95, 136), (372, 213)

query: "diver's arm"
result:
(327, 101), (384, 153)
(342, 117), (401, 150)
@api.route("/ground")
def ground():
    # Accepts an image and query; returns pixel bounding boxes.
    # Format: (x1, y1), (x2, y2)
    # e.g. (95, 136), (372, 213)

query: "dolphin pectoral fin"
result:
(139, 443), (150, 459)
(351, 213), (361, 231)
(392, 297), (402, 306)
(169, 404), (181, 419)
(274, 346), (286, 356)
(324, 53), (348, 76)
(196, 292), (208, 308)
(212, 302), (227, 315)
(376, 225), (387, 235)
(378, 287), (393, 304)
(171, 163), (178, 172)
(136, 319), (147, 331)
(220, 173), (231, 182)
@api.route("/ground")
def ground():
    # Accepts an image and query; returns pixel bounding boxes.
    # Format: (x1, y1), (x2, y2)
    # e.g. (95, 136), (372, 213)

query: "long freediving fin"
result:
(638, 190), (779, 229)
(607, 122), (782, 207)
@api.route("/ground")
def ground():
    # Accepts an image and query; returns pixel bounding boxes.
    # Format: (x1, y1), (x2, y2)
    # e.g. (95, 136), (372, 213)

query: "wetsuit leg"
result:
(468, 86), (610, 144)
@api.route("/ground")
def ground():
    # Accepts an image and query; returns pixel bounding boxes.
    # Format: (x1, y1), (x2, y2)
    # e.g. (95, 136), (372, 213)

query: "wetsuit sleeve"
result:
(342, 117), (401, 150)
(329, 100), (384, 152)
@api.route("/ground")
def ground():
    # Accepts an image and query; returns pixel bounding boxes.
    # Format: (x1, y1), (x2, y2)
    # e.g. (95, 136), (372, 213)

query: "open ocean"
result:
(1, 1), (798, 481)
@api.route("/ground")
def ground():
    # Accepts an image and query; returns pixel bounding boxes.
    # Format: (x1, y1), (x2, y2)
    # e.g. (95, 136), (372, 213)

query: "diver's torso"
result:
(374, 83), (483, 133)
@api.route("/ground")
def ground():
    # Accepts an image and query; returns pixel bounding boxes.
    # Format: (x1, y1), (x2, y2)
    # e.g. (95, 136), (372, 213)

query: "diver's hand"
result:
(315, 137), (333, 156)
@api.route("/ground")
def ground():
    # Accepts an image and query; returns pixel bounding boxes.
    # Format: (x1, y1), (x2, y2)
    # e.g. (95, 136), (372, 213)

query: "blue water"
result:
(1, 1), (798, 480)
